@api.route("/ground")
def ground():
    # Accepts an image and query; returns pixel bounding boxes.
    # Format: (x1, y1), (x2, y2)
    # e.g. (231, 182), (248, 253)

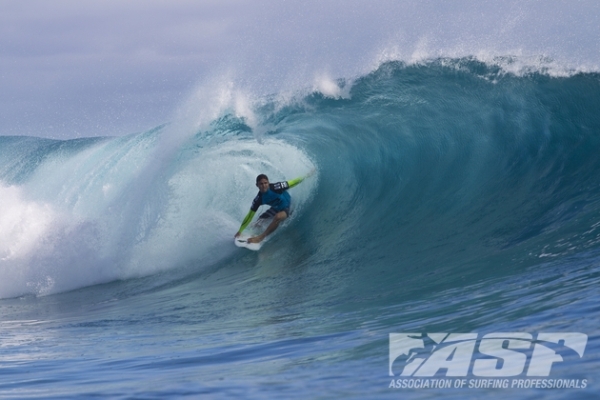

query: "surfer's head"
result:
(256, 174), (268, 183)
(256, 174), (269, 192)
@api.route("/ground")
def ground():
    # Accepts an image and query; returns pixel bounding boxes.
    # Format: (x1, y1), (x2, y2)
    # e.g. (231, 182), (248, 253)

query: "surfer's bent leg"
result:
(248, 210), (288, 243)
(259, 208), (277, 219)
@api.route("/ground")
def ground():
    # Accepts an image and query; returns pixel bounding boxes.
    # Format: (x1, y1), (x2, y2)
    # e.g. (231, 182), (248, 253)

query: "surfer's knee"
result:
(275, 211), (288, 222)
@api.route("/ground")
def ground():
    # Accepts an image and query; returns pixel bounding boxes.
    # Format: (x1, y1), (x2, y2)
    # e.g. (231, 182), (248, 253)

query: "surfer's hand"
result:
(235, 231), (241, 238)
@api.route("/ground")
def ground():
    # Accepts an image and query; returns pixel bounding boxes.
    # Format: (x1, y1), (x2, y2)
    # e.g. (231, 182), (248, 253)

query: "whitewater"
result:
(1, 58), (600, 399)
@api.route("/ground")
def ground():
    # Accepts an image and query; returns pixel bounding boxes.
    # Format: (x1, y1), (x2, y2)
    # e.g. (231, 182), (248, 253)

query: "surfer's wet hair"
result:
(256, 174), (269, 183)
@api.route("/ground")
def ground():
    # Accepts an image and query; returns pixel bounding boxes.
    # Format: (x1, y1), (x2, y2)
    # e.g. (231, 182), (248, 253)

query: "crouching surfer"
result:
(235, 170), (314, 244)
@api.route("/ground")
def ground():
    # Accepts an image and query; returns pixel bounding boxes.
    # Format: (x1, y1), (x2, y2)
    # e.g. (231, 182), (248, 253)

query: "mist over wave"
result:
(1, 57), (600, 300)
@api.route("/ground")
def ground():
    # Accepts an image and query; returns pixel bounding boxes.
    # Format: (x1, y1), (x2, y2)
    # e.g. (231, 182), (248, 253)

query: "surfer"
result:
(235, 170), (314, 244)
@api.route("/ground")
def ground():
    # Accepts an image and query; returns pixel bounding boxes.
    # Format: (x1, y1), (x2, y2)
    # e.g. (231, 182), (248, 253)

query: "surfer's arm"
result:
(236, 209), (256, 236)
(287, 169), (316, 189)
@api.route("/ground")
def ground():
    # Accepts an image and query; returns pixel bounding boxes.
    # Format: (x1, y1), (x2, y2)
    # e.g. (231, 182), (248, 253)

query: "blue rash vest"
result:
(250, 181), (291, 212)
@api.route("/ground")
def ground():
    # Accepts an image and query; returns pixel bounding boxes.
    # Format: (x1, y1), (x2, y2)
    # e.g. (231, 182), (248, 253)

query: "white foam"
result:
(0, 129), (316, 299)
(371, 42), (599, 78)
(0, 185), (54, 262)
(313, 73), (351, 99)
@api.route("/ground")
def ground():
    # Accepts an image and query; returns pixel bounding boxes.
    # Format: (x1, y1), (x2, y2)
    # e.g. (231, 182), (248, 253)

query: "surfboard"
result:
(234, 233), (266, 251)
(234, 218), (272, 251)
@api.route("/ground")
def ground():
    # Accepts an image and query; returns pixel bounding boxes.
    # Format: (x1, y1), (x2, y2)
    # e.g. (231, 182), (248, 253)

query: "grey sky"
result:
(1, 0), (599, 139)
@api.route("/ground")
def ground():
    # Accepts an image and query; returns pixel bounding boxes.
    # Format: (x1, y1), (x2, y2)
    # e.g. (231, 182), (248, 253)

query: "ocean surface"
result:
(1, 58), (599, 399)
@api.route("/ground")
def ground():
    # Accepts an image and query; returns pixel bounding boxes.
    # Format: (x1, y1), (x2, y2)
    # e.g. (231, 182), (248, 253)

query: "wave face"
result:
(2, 58), (600, 300)
(288, 59), (600, 299)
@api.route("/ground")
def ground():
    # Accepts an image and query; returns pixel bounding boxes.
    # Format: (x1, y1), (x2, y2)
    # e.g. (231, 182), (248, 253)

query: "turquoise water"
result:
(1, 59), (599, 398)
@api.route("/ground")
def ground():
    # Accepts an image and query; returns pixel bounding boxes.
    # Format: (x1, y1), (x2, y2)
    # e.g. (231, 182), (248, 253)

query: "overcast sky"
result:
(1, 0), (599, 139)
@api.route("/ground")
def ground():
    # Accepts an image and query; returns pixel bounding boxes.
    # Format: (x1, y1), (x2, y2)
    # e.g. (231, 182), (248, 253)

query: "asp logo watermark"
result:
(389, 333), (588, 390)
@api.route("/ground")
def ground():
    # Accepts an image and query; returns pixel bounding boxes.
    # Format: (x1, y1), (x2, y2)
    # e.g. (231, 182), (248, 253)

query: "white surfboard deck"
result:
(234, 233), (268, 251)
(234, 218), (272, 251)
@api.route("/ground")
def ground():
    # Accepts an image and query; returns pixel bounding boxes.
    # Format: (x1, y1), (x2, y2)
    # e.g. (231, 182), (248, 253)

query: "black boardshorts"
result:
(259, 207), (291, 219)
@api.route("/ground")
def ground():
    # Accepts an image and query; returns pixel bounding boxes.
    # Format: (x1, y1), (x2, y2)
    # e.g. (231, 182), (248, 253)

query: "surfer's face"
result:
(256, 178), (269, 193)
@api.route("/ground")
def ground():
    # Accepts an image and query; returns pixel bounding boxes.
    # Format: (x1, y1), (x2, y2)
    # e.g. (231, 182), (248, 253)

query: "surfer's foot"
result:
(248, 235), (265, 244)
